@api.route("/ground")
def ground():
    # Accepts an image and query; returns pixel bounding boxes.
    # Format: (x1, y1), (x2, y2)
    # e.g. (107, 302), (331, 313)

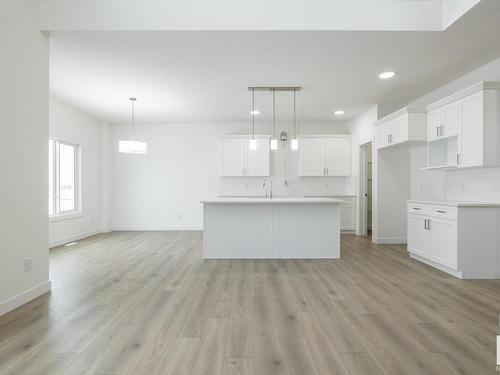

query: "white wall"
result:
(347, 105), (378, 235)
(0, 0), (50, 315)
(410, 55), (500, 203)
(49, 99), (108, 247)
(110, 121), (351, 230)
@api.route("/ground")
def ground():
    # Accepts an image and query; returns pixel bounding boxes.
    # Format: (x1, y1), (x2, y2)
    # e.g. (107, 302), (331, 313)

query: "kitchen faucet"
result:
(262, 177), (273, 199)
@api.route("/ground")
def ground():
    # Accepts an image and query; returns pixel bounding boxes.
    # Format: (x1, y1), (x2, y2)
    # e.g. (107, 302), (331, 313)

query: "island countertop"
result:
(201, 197), (344, 204)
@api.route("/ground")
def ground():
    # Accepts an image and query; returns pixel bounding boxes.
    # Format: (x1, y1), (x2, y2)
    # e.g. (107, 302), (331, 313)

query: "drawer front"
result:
(408, 203), (429, 215)
(428, 205), (457, 220)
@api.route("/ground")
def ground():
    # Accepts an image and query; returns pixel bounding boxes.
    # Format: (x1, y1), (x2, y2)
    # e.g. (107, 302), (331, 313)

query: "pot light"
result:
(334, 110), (345, 115)
(250, 110), (260, 115)
(379, 71), (395, 79)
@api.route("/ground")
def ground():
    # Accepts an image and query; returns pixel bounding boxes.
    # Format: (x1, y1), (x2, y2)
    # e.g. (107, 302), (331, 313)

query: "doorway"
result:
(359, 142), (373, 237)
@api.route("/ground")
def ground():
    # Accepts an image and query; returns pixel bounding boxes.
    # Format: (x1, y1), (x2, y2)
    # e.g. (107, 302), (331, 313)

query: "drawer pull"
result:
(436, 210), (447, 214)
(412, 208), (421, 210)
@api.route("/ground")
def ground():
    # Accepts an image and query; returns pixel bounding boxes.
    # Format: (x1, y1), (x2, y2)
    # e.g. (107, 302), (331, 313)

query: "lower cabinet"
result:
(407, 201), (500, 279)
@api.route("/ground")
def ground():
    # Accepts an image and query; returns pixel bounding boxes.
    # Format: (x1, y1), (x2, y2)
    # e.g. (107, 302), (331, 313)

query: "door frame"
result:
(358, 141), (372, 237)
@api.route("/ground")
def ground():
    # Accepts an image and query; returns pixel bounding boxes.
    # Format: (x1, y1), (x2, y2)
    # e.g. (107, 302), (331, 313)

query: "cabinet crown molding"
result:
(426, 81), (500, 112)
(375, 106), (426, 127)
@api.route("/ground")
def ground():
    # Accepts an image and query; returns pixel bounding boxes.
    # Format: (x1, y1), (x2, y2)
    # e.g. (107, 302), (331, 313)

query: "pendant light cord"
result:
(252, 88), (255, 139)
(273, 89), (276, 138)
(293, 88), (296, 138)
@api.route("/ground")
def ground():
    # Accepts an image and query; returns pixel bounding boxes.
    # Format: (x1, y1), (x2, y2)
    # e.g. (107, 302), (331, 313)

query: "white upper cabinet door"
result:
(245, 139), (270, 176)
(220, 139), (245, 176)
(428, 217), (457, 270)
(390, 116), (408, 144)
(427, 108), (442, 141)
(299, 139), (326, 176)
(459, 92), (484, 168)
(442, 102), (459, 138)
(377, 123), (392, 148)
(326, 138), (351, 176)
(407, 214), (430, 258)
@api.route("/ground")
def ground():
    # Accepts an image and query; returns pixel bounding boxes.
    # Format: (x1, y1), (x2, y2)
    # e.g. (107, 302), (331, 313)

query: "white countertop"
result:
(408, 199), (500, 207)
(201, 197), (344, 204)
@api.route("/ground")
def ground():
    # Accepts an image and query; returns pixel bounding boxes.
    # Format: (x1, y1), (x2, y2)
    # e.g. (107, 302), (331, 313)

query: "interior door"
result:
(428, 217), (457, 270)
(326, 138), (351, 176)
(407, 214), (430, 258)
(299, 139), (326, 176)
(245, 139), (270, 176)
(220, 139), (245, 176)
(459, 92), (483, 167)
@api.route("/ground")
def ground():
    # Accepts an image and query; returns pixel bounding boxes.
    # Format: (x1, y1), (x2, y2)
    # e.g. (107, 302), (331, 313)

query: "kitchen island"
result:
(201, 197), (342, 258)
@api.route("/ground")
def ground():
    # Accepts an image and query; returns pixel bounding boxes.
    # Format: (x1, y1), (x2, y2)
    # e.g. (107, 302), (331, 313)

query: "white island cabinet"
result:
(407, 200), (500, 279)
(202, 198), (341, 259)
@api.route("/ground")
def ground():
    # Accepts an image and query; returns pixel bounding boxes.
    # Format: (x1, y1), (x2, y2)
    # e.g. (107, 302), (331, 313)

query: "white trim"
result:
(0, 281), (51, 317)
(373, 237), (407, 244)
(49, 228), (103, 248)
(410, 253), (463, 278)
(49, 211), (83, 223)
(111, 225), (204, 231)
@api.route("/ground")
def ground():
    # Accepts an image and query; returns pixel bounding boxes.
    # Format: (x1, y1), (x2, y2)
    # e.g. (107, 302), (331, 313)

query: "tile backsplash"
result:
(446, 167), (500, 202)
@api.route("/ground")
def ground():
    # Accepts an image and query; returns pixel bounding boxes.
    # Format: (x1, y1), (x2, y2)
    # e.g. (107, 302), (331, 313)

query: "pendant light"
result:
(249, 88), (257, 150)
(119, 97), (147, 154)
(270, 89), (278, 150)
(290, 88), (299, 150)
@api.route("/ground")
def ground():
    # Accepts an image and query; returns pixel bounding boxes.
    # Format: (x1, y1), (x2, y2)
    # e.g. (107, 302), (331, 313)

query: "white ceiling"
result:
(49, 0), (500, 124)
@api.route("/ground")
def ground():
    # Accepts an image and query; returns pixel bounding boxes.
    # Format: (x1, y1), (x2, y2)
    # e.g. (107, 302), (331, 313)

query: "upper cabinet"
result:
(425, 81), (500, 169)
(220, 137), (270, 176)
(375, 107), (427, 150)
(298, 135), (351, 176)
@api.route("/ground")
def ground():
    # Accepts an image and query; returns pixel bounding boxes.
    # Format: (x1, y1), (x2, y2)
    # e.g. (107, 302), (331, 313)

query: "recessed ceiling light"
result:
(379, 71), (395, 79)
(334, 110), (345, 115)
(250, 110), (261, 115)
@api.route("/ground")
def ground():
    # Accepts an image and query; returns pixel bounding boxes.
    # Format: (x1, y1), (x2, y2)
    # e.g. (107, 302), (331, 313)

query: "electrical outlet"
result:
(24, 258), (32, 272)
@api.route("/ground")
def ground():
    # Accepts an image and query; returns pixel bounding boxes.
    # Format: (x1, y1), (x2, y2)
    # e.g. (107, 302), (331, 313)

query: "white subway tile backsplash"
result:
(446, 167), (500, 202)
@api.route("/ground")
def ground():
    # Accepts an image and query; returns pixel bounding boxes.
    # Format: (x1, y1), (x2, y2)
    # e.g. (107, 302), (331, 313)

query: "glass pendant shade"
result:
(119, 140), (147, 154)
(249, 139), (257, 150)
(270, 138), (278, 150)
(291, 138), (299, 150)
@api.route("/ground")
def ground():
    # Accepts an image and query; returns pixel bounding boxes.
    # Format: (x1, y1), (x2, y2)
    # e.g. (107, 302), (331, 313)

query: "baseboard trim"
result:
(373, 237), (407, 244)
(111, 226), (204, 231)
(49, 229), (103, 248)
(0, 281), (51, 317)
(410, 253), (463, 279)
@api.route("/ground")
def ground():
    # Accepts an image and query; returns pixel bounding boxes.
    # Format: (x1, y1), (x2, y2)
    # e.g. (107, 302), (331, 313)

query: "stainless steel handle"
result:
(323, 168), (326, 175)
(412, 207), (421, 210)
(326, 168), (328, 175)
(427, 219), (431, 230)
(436, 210), (447, 214)
(440, 125), (444, 136)
(424, 219), (427, 230)
(457, 153), (460, 165)
(436, 127), (439, 137)
(389, 134), (392, 143)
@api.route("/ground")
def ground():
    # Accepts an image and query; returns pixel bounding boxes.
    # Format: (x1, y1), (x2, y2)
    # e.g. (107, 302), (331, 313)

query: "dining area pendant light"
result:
(249, 88), (257, 150)
(290, 88), (299, 150)
(119, 97), (147, 154)
(270, 89), (278, 151)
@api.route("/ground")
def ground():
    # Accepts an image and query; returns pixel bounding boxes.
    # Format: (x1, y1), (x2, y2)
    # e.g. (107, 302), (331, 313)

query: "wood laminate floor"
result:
(1, 231), (499, 374)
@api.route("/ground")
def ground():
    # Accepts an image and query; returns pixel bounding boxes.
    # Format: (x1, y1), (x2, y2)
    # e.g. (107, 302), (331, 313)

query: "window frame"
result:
(49, 138), (82, 221)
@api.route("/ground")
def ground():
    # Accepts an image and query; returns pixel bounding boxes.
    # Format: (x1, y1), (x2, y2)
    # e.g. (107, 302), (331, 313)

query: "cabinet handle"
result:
(424, 219), (427, 230)
(412, 207), (421, 210)
(436, 210), (447, 214)
(326, 167), (329, 175)
(427, 219), (431, 230)
(440, 125), (444, 136)
(456, 153), (460, 165)
(436, 127), (439, 137)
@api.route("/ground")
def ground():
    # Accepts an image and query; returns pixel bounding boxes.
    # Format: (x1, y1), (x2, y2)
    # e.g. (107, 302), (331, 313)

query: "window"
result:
(49, 139), (80, 217)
